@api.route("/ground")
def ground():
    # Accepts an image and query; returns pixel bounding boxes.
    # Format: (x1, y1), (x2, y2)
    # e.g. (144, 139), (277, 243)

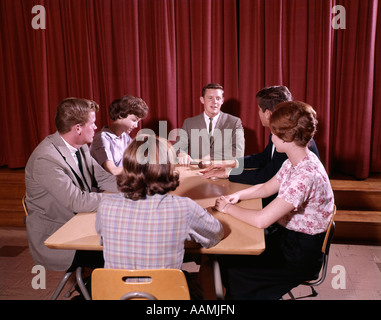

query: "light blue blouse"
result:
(90, 127), (132, 167)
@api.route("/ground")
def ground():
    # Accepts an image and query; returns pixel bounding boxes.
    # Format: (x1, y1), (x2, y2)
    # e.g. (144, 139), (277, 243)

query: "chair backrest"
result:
(301, 205), (337, 288)
(22, 195), (28, 224)
(321, 205), (337, 255)
(22, 195), (28, 216)
(91, 268), (190, 300)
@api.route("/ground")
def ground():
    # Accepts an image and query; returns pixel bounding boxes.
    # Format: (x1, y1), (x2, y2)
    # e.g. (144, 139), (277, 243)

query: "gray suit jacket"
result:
(176, 112), (245, 160)
(25, 132), (118, 271)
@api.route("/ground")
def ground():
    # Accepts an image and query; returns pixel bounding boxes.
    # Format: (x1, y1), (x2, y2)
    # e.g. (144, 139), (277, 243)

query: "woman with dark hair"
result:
(214, 101), (334, 300)
(90, 95), (149, 175)
(95, 135), (223, 297)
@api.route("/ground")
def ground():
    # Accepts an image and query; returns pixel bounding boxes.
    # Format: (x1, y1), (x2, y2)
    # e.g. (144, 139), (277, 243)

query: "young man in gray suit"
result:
(25, 98), (118, 271)
(176, 83), (245, 164)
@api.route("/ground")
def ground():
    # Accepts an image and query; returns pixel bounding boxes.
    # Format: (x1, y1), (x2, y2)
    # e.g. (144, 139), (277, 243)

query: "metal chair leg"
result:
(288, 290), (296, 300)
(75, 266), (91, 300)
(212, 256), (224, 300)
(50, 270), (75, 300)
(64, 278), (77, 298)
(310, 286), (318, 297)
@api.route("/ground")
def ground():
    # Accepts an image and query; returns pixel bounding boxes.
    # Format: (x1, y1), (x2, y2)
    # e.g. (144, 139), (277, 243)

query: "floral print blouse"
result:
(276, 151), (334, 235)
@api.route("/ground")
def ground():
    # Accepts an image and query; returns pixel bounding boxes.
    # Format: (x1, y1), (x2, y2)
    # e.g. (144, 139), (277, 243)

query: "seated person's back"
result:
(96, 135), (224, 270)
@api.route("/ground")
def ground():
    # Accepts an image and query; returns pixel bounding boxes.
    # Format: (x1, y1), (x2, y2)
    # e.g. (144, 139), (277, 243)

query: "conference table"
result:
(44, 163), (265, 299)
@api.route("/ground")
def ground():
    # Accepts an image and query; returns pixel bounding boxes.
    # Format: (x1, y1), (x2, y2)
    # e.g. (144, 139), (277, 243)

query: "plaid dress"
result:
(96, 193), (223, 269)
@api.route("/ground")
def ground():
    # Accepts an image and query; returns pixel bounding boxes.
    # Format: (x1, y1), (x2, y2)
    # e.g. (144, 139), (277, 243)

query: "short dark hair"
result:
(117, 135), (179, 200)
(55, 98), (99, 134)
(256, 86), (292, 112)
(201, 83), (224, 97)
(270, 101), (317, 147)
(109, 95), (149, 121)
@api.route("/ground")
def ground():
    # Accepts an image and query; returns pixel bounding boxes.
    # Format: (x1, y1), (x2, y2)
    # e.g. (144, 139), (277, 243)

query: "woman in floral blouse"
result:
(215, 101), (334, 300)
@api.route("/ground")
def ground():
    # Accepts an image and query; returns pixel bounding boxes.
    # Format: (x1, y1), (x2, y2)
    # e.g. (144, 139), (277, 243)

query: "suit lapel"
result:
(269, 134), (286, 161)
(50, 132), (91, 191)
(210, 112), (226, 147)
(77, 146), (93, 191)
(214, 112), (225, 130)
(195, 113), (207, 130)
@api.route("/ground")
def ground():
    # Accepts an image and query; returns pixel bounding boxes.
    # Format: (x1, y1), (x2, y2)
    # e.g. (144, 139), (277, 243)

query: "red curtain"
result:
(331, 0), (379, 178)
(239, 0), (326, 156)
(373, 1), (381, 173)
(0, 0), (380, 179)
(175, 0), (239, 127)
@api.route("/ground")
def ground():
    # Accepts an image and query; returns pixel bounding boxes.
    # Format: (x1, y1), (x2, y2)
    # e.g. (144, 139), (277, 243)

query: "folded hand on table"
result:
(200, 161), (236, 179)
(214, 193), (240, 213)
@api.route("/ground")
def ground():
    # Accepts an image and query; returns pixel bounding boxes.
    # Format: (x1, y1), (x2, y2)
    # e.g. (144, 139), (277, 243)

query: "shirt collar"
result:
(60, 135), (79, 154)
(203, 111), (221, 123)
(102, 127), (125, 140)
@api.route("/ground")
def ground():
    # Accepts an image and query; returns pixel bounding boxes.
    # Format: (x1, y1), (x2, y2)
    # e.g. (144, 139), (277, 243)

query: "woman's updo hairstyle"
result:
(269, 101), (318, 147)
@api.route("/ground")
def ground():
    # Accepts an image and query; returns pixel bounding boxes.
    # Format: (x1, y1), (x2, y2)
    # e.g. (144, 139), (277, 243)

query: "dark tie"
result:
(76, 150), (90, 191)
(208, 117), (214, 145)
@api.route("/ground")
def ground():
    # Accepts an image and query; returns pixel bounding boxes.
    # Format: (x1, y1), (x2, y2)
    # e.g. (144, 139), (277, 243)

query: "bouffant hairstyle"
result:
(256, 86), (293, 112)
(109, 95), (149, 121)
(117, 135), (179, 200)
(269, 101), (318, 147)
(55, 98), (99, 134)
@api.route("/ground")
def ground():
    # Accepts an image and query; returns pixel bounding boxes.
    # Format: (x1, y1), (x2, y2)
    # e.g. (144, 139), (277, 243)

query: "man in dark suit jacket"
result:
(25, 98), (118, 271)
(202, 86), (320, 207)
(176, 83), (245, 164)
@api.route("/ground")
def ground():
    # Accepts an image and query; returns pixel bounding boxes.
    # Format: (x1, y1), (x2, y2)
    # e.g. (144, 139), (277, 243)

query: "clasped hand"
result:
(214, 193), (239, 213)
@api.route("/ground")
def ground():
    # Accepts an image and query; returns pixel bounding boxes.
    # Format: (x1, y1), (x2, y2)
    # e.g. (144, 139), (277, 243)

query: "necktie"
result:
(209, 118), (213, 146)
(75, 150), (90, 191)
(209, 117), (213, 144)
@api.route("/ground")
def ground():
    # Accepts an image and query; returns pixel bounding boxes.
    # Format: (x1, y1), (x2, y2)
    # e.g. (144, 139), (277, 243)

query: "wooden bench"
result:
(0, 167), (25, 227)
(330, 178), (381, 244)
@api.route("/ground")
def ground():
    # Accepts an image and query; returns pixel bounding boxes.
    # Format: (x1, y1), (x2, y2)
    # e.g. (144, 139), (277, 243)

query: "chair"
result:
(22, 195), (27, 224)
(22, 195), (90, 300)
(287, 205), (337, 300)
(50, 265), (91, 300)
(91, 268), (190, 300)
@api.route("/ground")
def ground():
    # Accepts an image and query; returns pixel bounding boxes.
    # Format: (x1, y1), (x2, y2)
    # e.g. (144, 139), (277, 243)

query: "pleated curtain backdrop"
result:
(0, 0), (380, 179)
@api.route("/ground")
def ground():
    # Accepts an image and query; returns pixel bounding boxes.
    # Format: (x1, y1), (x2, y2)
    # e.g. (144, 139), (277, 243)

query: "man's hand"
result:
(177, 153), (192, 166)
(201, 168), (227, 179)
(201, 161), (236, 179)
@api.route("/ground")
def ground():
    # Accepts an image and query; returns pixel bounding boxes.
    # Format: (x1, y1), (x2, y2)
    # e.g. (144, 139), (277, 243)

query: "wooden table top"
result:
(45, 164), (265, 255)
